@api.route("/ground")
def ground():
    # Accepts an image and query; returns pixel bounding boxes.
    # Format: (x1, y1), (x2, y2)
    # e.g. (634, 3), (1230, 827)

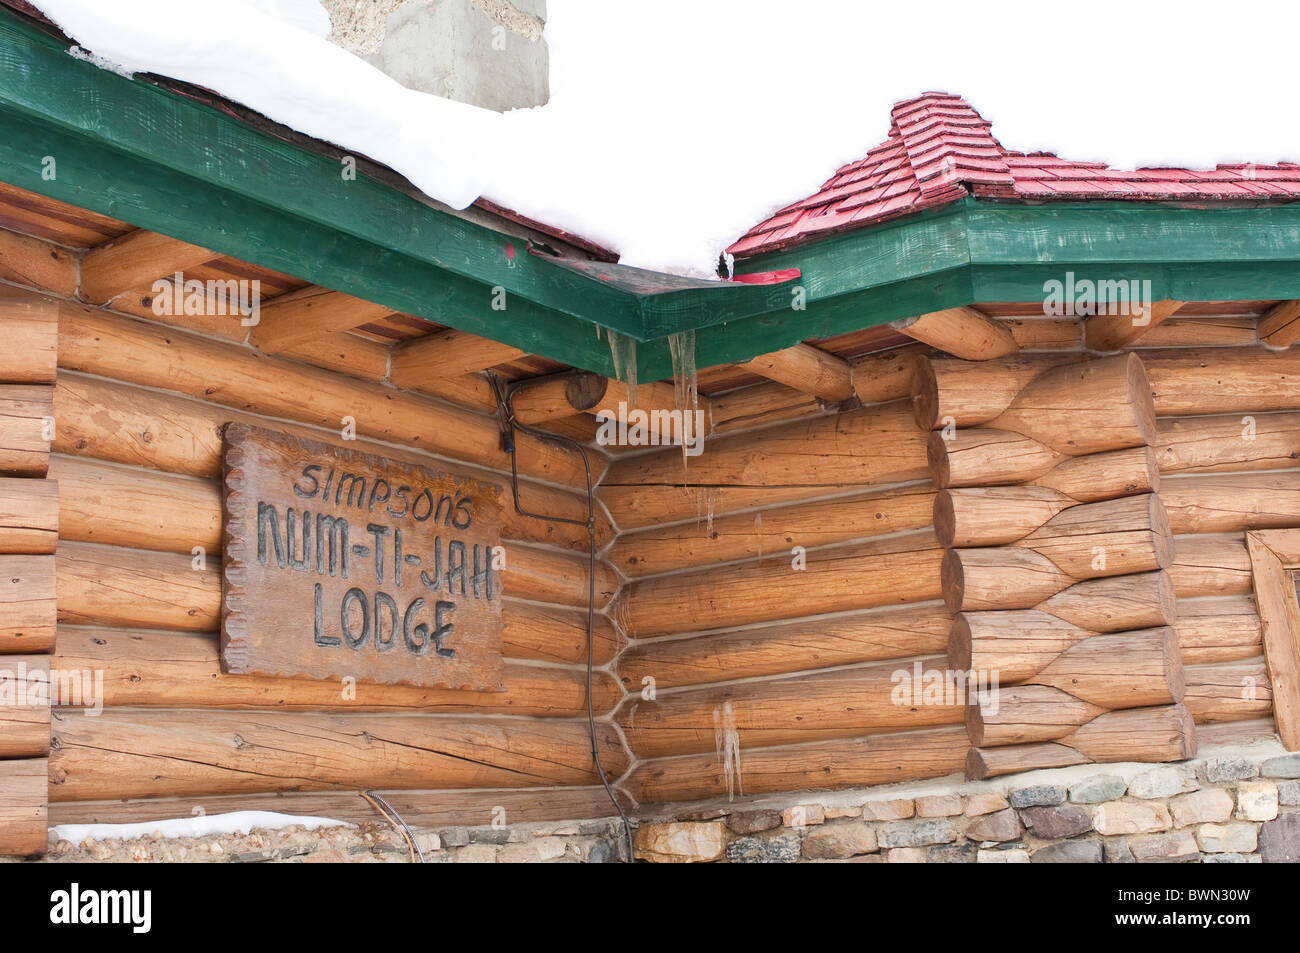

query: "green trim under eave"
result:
(4, 8), (1300, 384)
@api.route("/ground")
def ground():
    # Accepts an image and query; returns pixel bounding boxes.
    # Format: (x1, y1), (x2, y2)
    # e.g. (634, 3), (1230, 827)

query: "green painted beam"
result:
(3, 7), (1300, 386)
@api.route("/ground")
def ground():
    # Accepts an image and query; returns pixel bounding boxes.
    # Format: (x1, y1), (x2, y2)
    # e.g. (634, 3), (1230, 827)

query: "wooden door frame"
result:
(1246, 530), (1300, 751)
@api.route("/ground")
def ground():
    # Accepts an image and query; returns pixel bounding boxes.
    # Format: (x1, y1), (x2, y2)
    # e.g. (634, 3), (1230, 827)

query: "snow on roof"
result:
(729, 93), (1300, 258)
(26, 0), (1300, 278)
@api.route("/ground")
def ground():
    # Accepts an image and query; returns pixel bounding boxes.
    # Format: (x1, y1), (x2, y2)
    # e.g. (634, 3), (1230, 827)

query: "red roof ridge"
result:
(727, 92), (1300, 260)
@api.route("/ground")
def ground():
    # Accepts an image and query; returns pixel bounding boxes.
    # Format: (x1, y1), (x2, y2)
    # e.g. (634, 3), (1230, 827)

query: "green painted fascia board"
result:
(965, 201), (1300, 265)
(5, 8), (1300, 386)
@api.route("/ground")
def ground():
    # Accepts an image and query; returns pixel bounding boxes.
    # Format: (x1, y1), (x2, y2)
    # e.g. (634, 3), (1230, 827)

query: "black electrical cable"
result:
(490, 373), (635, 862)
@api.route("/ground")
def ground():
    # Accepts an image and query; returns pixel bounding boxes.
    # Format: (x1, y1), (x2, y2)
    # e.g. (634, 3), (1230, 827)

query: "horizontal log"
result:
(1170, 534), (1253, 597)
(48, 785), (631, 831)
(389, 327), (527, 383)
(599, 403), (928, 530)
(934, 486), (1075, 548)
(967, 685), (1104, 747)
(942, 496), (1172, 610)
(510, 372), (610, 425)
(987, 353), (1157, 456)
(0, 477), (57, 553)
(1258, 300), (1300, 347)
(1030, 627), (1184, 709)
(920, 348), (1300, 425)
(609, 484), (935, 578)
(1015, 493), (1172, 579)
(892, 307), (1018, 360)
(950, 610), (1092, 682)
(617, 603), (950, 690)
(57, 538), (616, 634)
(0, 384), (52, 476)
(616, 657), (963, 759)
(1144, 347), (1300, 416)
(928, 428), (1063, 488)
(0, 287), (58, 382)
(51, 376), (613, 551)
(1175, 597), (1262, 665)
(49, 709), (631, 800)
(54, 627), (620, 716)
(1029, 446), (1160, 502)
(0, 654), (49, 757)
(0, 229), (78, 298)
(1195, 718), (1276, 749)
(913, 354), (1070, 430)
(1036, 571), (1177, 632)
(57, 306), (590, 488)
(1062, 702), (1196, 763)
(708, 380), (824, 435)
(1003, 316), (1081, 350)
(501, 600), (624, 666)
(1156, 411), (1300, 475)
(58, 542), (219, 632)
(0, 758), (47, 855)
(0, 554), (56, 652)
(627, 725), (969, 804)
(249, 289), (392, 354)
(79, 230), (214, 305)
(739, 343), (854, 402)
(967, 703), (1195, 778)
(1161, 472), (1300, 535)
(497, 543), (621, 609)
(1084, 299), (1184, 352)
(624, 531), (942, 637)
(50, 455), (220, 554)
(942, 547), (1070, 613)
(851, 345), (926, 406)
(1184, 658), (1273, 724)
(1138, 316), (1257, 349)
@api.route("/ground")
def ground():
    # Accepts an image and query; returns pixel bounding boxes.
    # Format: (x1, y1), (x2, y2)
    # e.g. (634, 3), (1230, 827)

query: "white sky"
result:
(31, 0), (1300, 276)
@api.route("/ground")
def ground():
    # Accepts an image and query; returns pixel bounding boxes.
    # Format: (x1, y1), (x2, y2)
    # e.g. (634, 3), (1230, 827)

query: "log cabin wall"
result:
(0, 287), (57, 854)
(0, 282), (639, 838)
(602, 355), (971, 804)
(604, 308), (1294, 807)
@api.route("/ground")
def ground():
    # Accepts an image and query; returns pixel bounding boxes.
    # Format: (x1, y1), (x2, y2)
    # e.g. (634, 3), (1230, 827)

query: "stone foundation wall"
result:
(26, 749), (1300, 864)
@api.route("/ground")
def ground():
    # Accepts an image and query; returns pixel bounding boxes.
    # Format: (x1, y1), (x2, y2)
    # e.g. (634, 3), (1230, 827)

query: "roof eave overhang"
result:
(3, 7), (1300, 383)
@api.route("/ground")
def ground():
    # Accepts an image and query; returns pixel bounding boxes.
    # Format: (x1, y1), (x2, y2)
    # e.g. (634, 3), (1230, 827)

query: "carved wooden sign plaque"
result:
(220, 423), (506, 689)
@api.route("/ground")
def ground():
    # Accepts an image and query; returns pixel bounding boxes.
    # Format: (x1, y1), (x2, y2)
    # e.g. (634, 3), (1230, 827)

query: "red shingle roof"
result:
(727, 92), (1300, 259)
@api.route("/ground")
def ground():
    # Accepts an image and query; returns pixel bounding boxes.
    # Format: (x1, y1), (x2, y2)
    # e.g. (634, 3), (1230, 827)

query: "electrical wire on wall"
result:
(491, 373), (636, 862)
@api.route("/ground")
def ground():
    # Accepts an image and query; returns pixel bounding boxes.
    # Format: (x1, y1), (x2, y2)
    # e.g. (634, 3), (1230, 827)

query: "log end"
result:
(940, 548), (966, 613)
(926, 430), (952, 489)
(933, 490), (956, 549)
(1172, 702), (1197, 760)
(964, 698), (986, 747)
(1124, 352), (1160, 448)
(1158, 624), (1187, 704)
(565, 372), (609, 412)
(910, 358), (940, 431)
(947, 613), (972, 672)
(1148, 496), (1175, 570)
(965, 746), (991, 781)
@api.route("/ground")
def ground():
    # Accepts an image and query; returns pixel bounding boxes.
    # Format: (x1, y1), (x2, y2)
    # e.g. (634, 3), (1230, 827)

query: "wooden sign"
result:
(220, 423), (506, 690)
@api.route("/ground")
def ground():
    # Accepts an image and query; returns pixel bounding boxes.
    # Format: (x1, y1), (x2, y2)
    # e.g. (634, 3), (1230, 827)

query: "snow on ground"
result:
(52, 810), (350, 842)
(30, 0), (1300, 276)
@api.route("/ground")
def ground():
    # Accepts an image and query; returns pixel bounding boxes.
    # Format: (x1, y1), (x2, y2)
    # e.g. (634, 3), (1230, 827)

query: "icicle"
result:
(606, 329), (637, 409)
(754, 512), (763, 565)
(667, 328), (701, 465)
(713, 702), (743, 801)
